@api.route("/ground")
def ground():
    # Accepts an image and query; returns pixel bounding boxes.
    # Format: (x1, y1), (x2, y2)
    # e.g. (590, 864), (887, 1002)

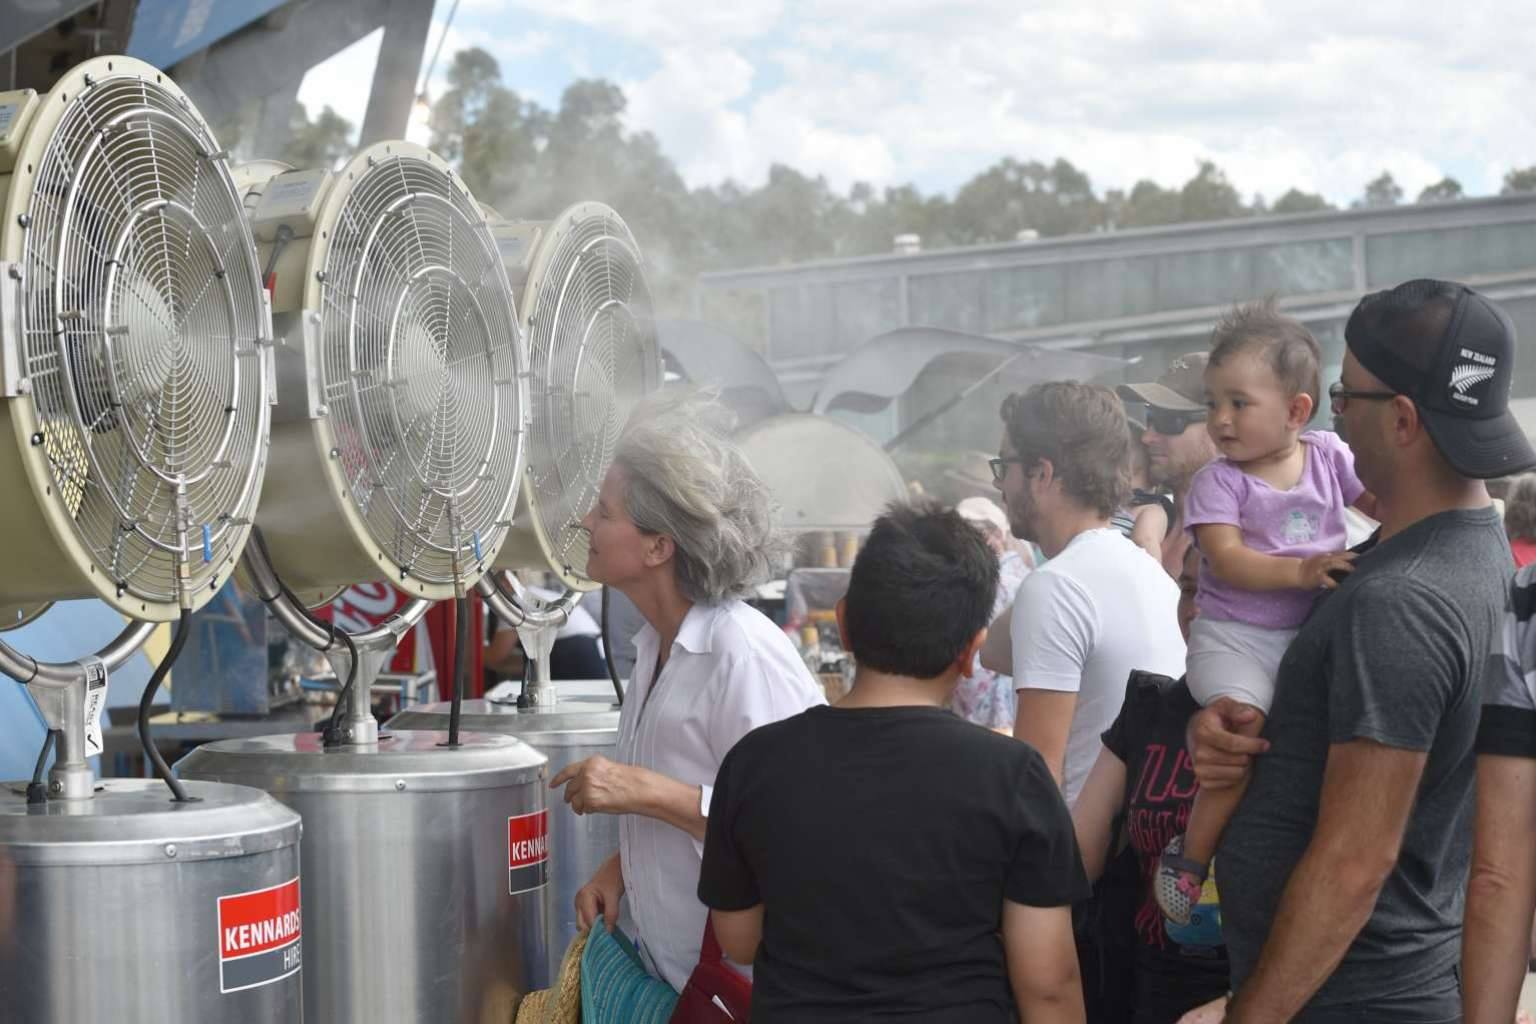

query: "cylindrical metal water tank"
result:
(388, 694), (619, 981)
(177, 730), (549, 1023)
(0, 780), (303, 1023)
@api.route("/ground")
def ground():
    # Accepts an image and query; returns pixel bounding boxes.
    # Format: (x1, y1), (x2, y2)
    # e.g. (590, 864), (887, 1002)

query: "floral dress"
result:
(948, 551), (1030, 729)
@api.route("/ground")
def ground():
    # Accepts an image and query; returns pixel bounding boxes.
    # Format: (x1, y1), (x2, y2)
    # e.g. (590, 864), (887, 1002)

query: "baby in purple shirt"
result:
(1154, 303), (1373, 926)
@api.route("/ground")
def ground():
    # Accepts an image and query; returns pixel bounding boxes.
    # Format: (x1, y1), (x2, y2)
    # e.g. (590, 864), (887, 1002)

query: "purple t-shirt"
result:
(1185, 430), (1365, 629)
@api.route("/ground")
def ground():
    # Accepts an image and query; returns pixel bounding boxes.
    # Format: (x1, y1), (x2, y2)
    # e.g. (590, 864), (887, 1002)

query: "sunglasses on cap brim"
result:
(1143, 406), (1207, 435)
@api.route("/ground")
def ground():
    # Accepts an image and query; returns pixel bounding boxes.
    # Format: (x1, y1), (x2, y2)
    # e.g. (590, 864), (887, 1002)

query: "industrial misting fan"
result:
(477, 201), (661, 701)
(391, 201), (660, 976)
(0, 57), (301, 1022)
(178, 141), (552, 1023)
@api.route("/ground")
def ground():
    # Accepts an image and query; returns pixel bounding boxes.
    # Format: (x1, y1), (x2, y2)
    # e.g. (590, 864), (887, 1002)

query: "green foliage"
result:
(280, 103), (353, 171)
(1417, 177), (1463, 203)
(409, 48), (1516, 317)
(1356, 171), (1403, 209)
(1271, 188), (1333, 214)
(1503, 166), (1536, 195)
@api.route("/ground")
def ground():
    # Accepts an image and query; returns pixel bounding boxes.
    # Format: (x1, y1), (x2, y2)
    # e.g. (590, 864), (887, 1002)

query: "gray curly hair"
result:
(613, 391), (785, 604)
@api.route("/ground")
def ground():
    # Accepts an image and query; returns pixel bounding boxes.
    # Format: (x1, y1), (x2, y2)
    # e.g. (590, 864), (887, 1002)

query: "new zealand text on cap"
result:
(1344, 279), (1536, 479)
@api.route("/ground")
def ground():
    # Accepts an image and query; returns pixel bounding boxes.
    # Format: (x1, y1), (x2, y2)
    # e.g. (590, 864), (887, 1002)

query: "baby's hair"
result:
(1207, 299), (1321, 408)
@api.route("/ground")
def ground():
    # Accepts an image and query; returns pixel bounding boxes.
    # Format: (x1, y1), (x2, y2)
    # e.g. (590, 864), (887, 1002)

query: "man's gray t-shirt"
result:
(1217, 506), (1510, 1015)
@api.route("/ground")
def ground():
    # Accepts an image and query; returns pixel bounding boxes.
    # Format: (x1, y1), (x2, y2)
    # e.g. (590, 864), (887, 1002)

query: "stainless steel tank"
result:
(388, 690), (619, 981)
(177, 729), (549, 1023)
(0, 779), (303, 1023)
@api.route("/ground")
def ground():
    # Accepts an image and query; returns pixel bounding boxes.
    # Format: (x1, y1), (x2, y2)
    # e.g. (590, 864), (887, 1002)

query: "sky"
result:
(296, 1), (1536, 208)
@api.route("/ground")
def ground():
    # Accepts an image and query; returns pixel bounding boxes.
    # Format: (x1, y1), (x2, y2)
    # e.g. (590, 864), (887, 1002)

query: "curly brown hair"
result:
(1001, 381), (1131, 518)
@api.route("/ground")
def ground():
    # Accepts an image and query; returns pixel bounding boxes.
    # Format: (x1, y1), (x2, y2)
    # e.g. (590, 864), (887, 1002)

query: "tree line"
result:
(274, 47), (1536, 315)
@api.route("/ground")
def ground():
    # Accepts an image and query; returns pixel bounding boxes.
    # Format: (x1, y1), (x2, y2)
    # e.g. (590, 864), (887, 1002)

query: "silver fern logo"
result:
(1449, 348), (1497, 407)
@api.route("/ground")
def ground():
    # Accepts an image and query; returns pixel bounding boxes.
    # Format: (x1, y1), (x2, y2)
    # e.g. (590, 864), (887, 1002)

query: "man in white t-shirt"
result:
(995, 381), (1186, 806)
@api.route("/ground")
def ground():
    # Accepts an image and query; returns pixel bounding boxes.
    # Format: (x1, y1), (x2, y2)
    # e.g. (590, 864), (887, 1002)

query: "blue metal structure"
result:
(125, 0), (290, 69)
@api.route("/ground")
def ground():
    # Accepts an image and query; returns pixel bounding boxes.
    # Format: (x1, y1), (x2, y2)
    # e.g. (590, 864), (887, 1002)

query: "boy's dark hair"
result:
(1000, 381), (1131, 518)
(843, 500), (999, 680)
(1208, 299), (1322, 407)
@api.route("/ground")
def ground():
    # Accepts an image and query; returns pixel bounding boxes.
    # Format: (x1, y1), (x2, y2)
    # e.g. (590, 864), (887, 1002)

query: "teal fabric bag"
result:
(580, 925), (679, 1024)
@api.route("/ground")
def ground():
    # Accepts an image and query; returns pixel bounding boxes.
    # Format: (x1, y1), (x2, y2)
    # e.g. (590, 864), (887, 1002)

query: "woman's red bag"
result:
(668, 917), (752, 1023)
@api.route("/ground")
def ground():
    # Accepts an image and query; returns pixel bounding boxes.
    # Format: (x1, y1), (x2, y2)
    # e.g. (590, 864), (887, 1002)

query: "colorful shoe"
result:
(1165, 868), (1224, 948)
(1154, 835), (1208, 926)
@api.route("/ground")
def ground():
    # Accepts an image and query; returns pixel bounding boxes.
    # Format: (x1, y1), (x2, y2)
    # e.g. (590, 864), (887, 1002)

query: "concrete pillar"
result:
(357, 0), (433, 146)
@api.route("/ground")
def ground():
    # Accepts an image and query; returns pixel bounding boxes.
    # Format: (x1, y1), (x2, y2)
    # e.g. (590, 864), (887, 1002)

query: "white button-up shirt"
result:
(615, 599), (825, 991)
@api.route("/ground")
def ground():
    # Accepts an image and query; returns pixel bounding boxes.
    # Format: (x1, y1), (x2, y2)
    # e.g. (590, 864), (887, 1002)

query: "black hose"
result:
(321, 628), (361, 747)
(446, 596), (469, 747)
(26, 729), (58, 806)
(252, 526), (364, 744)
(140, 609), (195, 802)
(601, 586), (624, 706)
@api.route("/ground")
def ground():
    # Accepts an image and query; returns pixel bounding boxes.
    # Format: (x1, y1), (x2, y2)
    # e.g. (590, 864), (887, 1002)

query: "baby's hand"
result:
(1298, 551), (1356, 590)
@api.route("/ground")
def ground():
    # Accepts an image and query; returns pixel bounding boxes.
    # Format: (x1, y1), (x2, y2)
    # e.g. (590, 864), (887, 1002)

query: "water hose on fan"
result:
(138, 610), (194, 802)
(321, 629), (361, 748)
(446, 596), (470, 747)
(248, 526), (366, 747)
(26, 729), (59, 806)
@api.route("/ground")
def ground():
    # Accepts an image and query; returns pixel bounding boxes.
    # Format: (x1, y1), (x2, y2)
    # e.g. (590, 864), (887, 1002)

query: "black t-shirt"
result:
(1100, 671), (1231, 1023)
(1129, 489), (1177, 538)
(699, 704), (1090, 1023)
(1218, 507), (1509, 1016)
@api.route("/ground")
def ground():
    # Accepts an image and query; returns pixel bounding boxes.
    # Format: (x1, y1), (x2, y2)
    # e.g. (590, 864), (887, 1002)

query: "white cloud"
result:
(498, 0), (783, 45)
(544, 0), (1536, 206)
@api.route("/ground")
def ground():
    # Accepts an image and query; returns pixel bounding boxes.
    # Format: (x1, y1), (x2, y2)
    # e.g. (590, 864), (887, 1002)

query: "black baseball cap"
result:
(1345, 279), (1536, 479)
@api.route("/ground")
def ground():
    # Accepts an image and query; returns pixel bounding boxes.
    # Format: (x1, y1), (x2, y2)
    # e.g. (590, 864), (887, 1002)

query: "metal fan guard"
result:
(303, 143), (526, 593)
(497, 203), (659, 586)
(0, 57), (269, 616)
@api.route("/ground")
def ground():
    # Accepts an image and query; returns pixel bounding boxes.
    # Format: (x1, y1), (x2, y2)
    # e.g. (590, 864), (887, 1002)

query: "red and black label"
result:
(218, 877), (302, 994)
(508, 809), (549, 895)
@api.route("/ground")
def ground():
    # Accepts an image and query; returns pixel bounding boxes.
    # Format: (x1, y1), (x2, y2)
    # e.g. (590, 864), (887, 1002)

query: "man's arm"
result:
(710, 905), (763, 965)
(1463, 754), (1536, 1024)
(1225, 738), (1427, 1024)
(1014, 690), (1078, 788)
(1071, 746), (1126, 883)
(980, 604), (1013, 675)
(1002, 900), (1085, 1023)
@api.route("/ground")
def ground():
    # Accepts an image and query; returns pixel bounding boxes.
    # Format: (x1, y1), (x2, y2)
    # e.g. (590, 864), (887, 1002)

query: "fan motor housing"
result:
(489, 202), (661, 590)
(246, 142), (529, 602)
(0, 58), (272, 620)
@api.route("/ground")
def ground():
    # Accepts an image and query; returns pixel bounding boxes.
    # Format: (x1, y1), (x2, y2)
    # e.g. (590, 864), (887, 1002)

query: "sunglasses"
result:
(1143, 406), (1207, 436)
(1327, 381), (1397, 415)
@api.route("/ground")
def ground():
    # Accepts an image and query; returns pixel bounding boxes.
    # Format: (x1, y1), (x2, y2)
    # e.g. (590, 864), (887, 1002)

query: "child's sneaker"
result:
(1154, 835), (1207, 926)
(1165, 869), (1224, 948)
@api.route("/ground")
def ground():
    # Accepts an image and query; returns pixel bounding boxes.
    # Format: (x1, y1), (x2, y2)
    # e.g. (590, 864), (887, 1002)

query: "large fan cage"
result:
(492, 202), (659, 589)
(254, 142), (528, 600)
(0, 57), (271, 619)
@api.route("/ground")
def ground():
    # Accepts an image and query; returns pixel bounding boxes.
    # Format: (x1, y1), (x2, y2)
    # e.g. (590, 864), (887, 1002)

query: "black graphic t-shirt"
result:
(1101, 672), (1230, 1023)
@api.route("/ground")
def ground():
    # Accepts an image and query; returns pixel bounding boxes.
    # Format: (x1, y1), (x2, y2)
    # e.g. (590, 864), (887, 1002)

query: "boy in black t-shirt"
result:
(699, 501), (1091, 1023)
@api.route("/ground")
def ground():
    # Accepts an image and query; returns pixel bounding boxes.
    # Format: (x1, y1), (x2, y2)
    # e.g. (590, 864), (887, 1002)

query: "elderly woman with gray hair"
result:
(551, 394), (825, 994)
